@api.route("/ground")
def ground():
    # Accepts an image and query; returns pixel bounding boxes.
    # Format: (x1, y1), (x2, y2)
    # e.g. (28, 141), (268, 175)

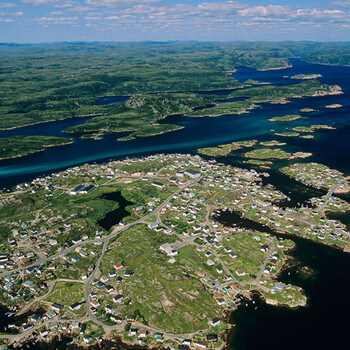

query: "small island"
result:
(291, 74), (322, 80)
(292, 125), (335, 133)
(326, 104), (342, 109)
(274, 131), (300, 137)
(260, 140), (287, 147)
(244, 148), (312, 160)
(300, 135), (315, 139)
(269, 115), (301, 122)
(280, 162), (350, 193)
(299, 108), (316, 113)
(0, 136), (73, 160)
(197, 140), (257, 157)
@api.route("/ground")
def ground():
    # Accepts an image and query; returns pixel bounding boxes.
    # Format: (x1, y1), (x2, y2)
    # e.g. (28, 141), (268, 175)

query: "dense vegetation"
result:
(0, 41), (347, 159)
(1, 41), (348, 132)
(0, 135), (72, 160)
(65, 93), (212, 138)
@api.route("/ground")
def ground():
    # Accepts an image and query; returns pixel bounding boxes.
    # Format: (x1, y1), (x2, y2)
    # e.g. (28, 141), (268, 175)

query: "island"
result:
(274, 131), (300, 137)
(325, 104), (342, 109)
(197, 140), (257, 157)
(0, 136), (73, 160)
(244, 148), (311, 160)
(280, 162), (350, 193)
(291, 125), (335, 133)
(299, 108), (316, 113)
(259, 140), (287, 147)
(290, 74), (322, 80)
(1, 154), (348, 349)
(268, 115), (301, 122)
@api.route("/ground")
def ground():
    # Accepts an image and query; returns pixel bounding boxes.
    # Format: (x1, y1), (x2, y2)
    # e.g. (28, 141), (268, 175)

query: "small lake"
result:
(97, 191), (132, 231)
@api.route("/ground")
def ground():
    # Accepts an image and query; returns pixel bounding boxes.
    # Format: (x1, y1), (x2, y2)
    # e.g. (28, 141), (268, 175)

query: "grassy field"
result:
(100, 224), (220, 334)
(46, 281), (85, 306)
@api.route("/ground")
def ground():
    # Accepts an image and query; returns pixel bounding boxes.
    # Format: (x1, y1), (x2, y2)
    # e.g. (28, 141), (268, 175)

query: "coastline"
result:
(0, 140), (73, 161)
(0, 114), (103, 132)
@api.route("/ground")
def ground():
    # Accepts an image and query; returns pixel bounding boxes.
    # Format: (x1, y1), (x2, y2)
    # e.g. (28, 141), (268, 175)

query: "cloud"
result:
(5, 1), (350, 40)
(85, 0), (161, 8)
(36, 15), (79, 25)
(0, 3), (17, 8)
(21, 0), (77, 8)
(0, 18), (14, 22)
(329, 1), (350, 8)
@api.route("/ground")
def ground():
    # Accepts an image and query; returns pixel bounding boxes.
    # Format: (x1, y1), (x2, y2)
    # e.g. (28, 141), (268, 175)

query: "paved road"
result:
(319, 185), (338, 211)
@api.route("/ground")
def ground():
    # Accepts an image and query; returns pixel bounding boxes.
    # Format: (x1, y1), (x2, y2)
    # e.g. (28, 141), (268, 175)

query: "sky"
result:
(1, 0), (350, 43)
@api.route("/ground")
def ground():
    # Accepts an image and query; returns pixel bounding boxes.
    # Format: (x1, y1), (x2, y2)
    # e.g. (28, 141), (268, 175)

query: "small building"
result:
(193, 341), (207, 350)
(114, 262), (123, 270)
(80, 323), (86, 334)
(151, 182), (166, 190)
(148, 222), (159, 229)
(83, 185), (95, 193)
(126, 315), (136, 322)
(178, 345), (189, 350)
(3, 282), (14, 291)
(138, 329), (147, 338)
(110, 315), (123, 324)
(105, 305), (114, 314)
(52, 303), (64, 312)
(184, 170), (201, 179)
(30, 314), (41, 323)
(113, 294), (124, 303)
(210, 317), (221, 327)
(69, 185), (85, 195)
(70, 302), (83, 311)
(90, 300), (100, 309)
(124, 270), (134, 278)
(206, 334), (218, 343)
(160, 243), (178, 257)
(169, 177), (179, 184)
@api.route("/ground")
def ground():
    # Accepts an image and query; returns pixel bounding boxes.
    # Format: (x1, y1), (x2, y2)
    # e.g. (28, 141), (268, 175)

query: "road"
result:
(84, 180), (200, 331)
(319, 185), (338, 211)
(0, 175), (277, 344)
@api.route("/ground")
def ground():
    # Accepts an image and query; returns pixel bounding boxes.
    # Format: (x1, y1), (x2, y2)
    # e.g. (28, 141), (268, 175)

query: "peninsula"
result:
(1, 154), (348, 349)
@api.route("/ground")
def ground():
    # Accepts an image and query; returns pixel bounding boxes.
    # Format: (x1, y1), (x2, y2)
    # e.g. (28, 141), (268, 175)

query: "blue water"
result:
(0, 58), (350, 189)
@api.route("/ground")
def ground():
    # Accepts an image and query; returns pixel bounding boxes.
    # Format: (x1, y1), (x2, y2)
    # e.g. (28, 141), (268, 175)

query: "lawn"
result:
(46, 281), (85, 306)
